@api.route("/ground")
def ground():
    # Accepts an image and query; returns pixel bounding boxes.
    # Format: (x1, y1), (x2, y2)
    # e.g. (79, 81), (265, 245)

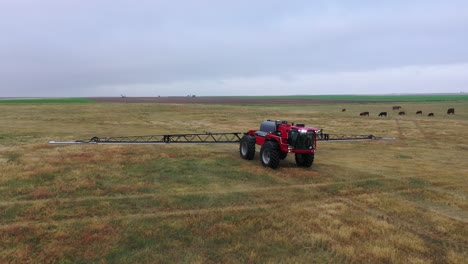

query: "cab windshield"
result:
(289, 129), (315, 150)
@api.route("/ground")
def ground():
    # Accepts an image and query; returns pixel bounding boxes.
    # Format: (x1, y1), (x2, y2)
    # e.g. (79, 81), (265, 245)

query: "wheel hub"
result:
(262, 149), (271, 163)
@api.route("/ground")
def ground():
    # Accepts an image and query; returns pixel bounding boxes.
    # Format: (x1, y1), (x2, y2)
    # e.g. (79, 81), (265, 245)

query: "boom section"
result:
(50, 132), (244, 145)
(317, 133), (394, 141)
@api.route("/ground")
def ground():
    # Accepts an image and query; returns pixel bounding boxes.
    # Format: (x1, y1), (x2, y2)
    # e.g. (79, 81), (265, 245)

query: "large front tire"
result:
(279, 152), (288, 160)
(295, 153), (314, 167)
(260, 141), (280, 169)
(240, 135), (256, 160)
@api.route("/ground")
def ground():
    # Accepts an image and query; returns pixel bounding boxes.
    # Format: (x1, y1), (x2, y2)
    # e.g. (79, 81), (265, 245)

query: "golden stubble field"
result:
(0, 101), (467, 263)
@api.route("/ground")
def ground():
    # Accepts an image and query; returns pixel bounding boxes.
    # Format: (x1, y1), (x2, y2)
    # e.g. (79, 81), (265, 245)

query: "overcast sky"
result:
(1, 0), (467, 97)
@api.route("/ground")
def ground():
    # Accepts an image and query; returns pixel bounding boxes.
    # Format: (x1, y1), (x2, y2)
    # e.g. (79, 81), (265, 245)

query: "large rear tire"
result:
(239, 135), (256, 160)
(260, 141), (280, 169)
(295, 153), (314, 167)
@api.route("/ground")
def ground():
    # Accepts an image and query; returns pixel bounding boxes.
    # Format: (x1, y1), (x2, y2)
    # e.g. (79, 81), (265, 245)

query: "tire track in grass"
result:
(3, 191), (465, 263)
(3, 163), (466, 234)
(412, 120), (429, 140)
(0, 203), (279, 229)
(412, 120), (443, 149)
(0, 176), (393, 207)
(0, 182), (464, 229)
(412, 200), (468, 223)
(426, 183), (468, 201)
(0, 175), (405, 229)
(397, 189), (468, 224)
(394, 119), (405, 140)
(344, 150), (468, 225)
(335, 196), (468, 261)
(0, 191), (420, 228)
(2, 183), (466, 264)
(1, 172), (465, 214)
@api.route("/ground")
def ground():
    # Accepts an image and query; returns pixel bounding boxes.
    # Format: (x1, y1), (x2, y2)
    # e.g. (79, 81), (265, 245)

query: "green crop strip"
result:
(0, 98), (95, 104)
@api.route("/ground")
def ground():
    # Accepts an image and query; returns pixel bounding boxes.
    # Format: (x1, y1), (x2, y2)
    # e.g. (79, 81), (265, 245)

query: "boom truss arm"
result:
(318, 133), (394, 141)
(49, 132), (244, 144)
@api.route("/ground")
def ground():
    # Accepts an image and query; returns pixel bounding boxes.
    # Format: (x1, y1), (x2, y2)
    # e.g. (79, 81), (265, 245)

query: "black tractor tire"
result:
(260, 141), (281, 169)
(295, 153), (314, 167)
(239, 135), (256, 160)
(279, 152), (288, 160)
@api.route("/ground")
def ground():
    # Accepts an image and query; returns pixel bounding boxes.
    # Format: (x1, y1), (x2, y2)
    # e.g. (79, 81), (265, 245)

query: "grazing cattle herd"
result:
(352, 106), (455, 117)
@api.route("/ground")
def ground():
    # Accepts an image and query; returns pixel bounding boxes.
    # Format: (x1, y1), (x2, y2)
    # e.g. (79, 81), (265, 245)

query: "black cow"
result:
(447, 108), (455, 114)
(360, 111), (369, 116)
(378, 112), (387, 117)
(393, 106), (401, 110)
(342, 108), (346, 112)
(416, 111), (422, 115)
(398, 111), (405, 115)
(428, 113), (434, 117)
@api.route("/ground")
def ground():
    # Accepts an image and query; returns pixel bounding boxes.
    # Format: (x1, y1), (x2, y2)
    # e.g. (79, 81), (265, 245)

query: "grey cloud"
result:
(1, 0), (467, 96)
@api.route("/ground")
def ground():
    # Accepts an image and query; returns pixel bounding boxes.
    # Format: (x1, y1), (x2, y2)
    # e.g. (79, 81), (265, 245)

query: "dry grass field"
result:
(1, 100), (467, 263)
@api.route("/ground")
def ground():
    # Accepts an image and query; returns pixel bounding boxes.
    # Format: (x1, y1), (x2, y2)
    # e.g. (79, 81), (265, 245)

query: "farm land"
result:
(0, 95), (467, 263)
